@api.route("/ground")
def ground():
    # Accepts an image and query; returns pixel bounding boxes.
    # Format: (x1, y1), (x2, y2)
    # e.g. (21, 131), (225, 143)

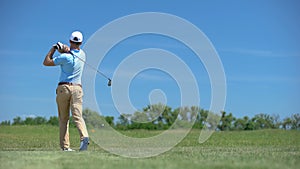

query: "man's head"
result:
(69, 31), (83, 49)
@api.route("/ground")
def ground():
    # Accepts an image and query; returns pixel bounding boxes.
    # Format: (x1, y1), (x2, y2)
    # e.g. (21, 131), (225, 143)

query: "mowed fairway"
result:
(0, 126), (299, 169)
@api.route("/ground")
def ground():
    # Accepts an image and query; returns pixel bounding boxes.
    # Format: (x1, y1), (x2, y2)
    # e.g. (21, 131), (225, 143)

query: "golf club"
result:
(70, 51), (112, 86)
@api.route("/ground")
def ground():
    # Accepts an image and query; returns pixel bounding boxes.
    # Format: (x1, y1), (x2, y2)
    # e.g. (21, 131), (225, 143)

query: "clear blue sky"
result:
(0, 0), (299, 122)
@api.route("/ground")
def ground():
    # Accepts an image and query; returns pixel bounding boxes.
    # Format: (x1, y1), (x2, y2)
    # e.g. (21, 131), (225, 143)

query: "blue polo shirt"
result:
(53, 49), (85, 84)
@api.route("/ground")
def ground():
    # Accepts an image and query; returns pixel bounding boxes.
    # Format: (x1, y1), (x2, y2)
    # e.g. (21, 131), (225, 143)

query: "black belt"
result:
(58, 82), (82, 87)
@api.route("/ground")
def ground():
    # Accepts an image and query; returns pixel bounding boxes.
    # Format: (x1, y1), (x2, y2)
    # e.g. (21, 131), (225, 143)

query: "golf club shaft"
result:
(70, 51), (111, 80)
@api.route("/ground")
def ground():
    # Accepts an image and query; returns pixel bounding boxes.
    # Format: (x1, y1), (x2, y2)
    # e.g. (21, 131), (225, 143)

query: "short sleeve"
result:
(53, 54), (68, 65)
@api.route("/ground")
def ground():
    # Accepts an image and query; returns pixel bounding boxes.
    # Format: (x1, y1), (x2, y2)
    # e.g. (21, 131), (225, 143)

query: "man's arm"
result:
(43, 47), (56, 66)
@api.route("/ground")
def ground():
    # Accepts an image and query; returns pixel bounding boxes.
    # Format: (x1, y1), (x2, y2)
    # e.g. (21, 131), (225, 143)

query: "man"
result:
(43, 31), (89, 151)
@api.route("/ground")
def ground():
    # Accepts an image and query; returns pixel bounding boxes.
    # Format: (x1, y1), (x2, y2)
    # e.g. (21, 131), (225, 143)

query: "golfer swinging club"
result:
(43, 31), (89, 151)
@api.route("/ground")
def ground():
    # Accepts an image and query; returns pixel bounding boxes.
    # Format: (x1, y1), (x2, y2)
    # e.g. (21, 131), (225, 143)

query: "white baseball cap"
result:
(70, 31), (83, 43)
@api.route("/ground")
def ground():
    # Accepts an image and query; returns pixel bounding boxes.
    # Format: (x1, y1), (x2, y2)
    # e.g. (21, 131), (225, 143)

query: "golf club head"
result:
(108, 79), (112, 86)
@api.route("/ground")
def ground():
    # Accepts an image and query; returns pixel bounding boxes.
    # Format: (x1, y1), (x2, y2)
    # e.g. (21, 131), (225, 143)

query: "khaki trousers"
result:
(56, 84), (89, 149)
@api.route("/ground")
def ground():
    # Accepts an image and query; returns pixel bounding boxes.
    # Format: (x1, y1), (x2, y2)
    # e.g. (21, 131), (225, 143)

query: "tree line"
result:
(1, 104), (299, 131)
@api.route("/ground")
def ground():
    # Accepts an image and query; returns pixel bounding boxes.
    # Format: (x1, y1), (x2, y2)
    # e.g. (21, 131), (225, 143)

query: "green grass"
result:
(0, 126), (299, 169)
